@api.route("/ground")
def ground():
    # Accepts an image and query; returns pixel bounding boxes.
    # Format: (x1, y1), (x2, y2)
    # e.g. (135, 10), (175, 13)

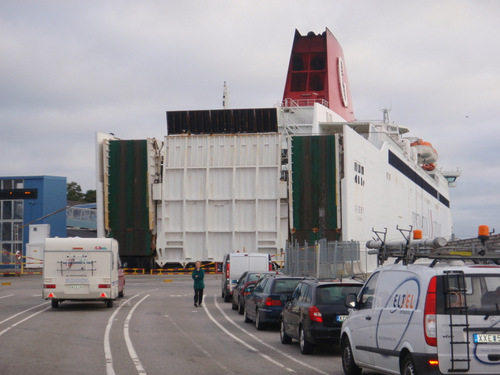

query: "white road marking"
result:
(104, 288), (157, 375)
(213, 295), (330, 375)
(206, 295), (297, 373)
(0, 301), (49, 326)
(166, 308), (234, 374)
(0, 305), (51, 336)
(0, 294), (14, 300)
(104, 295), (141, 375)
(124, 295), (149, 375)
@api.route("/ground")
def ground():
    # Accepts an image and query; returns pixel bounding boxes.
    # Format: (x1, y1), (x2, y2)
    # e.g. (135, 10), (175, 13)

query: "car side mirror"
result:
(245, 285), (255, 293)
(345, 293), (358, 309)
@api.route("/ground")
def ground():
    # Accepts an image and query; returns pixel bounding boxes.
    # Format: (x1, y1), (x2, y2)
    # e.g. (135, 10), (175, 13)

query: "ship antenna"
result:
(382, 107), (391, 125)
(223, 81), (230, 109)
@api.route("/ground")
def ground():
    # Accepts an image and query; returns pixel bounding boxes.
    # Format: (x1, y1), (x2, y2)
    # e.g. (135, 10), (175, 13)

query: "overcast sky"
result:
(1, 0), (499, 239)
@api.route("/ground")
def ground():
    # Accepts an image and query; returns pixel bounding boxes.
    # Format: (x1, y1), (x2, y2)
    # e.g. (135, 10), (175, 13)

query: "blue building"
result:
(0, 176), (66, 268)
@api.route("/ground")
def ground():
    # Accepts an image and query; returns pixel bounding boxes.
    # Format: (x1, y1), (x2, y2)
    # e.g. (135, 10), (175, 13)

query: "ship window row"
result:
(354, 175), (365, 186)
(354, 162), (365, 175)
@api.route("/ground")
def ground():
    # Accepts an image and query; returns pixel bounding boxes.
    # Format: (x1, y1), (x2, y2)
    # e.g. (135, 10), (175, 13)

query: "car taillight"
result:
(44, 284), (56, 289)
(226, 263), (230, 279)
(424, 276), (437, 346)
(99, 284), (111, 289)
(265, 297), (282, 307)
(309, 306), (323, 323)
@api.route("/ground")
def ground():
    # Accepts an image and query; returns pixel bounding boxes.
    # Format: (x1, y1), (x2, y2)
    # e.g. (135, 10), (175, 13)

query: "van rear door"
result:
(436, 270), (500, 374)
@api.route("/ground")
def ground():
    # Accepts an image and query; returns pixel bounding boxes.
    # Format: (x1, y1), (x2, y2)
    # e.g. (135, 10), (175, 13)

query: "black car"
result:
(231, 271), (278, 314)
(280, 279), (363, 354)
(244, 275), (306, 330)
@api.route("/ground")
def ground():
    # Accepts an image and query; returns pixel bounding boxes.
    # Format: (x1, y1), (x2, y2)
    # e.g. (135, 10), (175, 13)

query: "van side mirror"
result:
(345, 293), (358, 309)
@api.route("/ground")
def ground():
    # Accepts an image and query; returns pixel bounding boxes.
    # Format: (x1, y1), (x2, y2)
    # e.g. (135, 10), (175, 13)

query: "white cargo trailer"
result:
(42, 238), (125, 308)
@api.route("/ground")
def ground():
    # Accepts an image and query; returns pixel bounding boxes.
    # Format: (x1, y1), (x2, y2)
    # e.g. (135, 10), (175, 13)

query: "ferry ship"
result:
(97, 28), (459, 272)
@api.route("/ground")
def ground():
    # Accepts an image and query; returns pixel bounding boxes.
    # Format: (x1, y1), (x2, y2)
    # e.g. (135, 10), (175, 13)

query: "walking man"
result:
(192, 261), (205, 307)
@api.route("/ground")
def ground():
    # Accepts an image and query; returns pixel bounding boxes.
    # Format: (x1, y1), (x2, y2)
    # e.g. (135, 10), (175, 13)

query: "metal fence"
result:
(284, 239), (362, 279)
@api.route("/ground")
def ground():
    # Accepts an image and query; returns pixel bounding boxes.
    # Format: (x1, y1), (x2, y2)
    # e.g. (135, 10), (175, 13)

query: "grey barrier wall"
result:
(284, 239), (361, 279)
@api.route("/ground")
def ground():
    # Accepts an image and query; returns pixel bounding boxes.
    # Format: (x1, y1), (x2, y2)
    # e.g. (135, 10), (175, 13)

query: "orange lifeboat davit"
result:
(410, 139), (438, 170)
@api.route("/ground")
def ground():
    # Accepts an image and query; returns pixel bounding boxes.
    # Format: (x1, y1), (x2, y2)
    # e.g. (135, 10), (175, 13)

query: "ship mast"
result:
(222, 81), (230, 109)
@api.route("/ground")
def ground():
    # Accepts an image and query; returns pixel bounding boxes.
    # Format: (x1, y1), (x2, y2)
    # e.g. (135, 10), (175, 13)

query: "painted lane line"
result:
(104, 295), (141, 375)
(213, 295), (330, 375)
(259, 353), (295, 373)
(0, 301), (49, 326)
(165, 311), (234, 375)
(0, 306), (51, 337)
(205, 295), (296, 373)
(104, 289), (157, 375)
(204, 296), (258, 353)
(0, 294), (14, 300)
(123, 295), (149, 375)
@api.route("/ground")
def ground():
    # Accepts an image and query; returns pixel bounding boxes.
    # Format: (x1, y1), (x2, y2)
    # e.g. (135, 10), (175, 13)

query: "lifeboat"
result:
(410, 139), (438, 167)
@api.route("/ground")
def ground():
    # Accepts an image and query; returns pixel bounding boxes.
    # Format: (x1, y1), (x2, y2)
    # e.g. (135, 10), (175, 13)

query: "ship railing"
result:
(282, 98), (329, 108)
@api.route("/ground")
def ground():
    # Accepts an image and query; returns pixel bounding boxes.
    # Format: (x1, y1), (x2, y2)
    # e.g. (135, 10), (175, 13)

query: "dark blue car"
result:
(244, 275), (306, 330)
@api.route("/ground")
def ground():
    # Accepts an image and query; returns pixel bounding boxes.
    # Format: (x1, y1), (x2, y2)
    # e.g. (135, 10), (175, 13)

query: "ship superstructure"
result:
(97, 28), (459, 273)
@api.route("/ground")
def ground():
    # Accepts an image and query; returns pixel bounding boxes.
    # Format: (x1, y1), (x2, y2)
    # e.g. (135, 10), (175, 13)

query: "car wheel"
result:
(342, 337), (361, 375)
(244, 308), (252, 323)
(238, 300), (244, 315)
(255, 310), (265, 330)
(402, 354), (417, 375)
(119, 289), (124, 298)
(280, 319), (292, 344)
(51, 299), (59, 308)
(299, 326), (313, 354)
(231, 298), (238, 310)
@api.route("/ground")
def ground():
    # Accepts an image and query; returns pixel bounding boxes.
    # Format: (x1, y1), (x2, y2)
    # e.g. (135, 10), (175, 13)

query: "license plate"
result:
(474, 333), (500, 344)
(68, 284), (84, 289)
(337, 315), (348, 322)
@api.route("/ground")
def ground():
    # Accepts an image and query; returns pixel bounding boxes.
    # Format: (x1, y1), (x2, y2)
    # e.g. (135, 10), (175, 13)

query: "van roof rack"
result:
(366, 226), (500, 266)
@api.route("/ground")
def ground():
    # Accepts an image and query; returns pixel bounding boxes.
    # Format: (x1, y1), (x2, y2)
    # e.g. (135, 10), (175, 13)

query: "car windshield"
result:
(248, 274), (261, 282)
(272, 279), (301, 294)
(316, 284), (362, 304)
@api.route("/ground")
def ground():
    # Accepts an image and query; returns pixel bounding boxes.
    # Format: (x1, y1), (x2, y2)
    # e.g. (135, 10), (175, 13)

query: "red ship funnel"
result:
(282, 28), (355, 121)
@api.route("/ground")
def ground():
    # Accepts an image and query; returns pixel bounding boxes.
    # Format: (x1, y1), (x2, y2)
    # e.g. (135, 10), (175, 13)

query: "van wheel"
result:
(299, 326), (313, 354)
(106, 299), (113, 308)
(342, 337), (361, 375)
(51, 299), (59, 308)
(280, 319), (292, 344)
(224, 293), (231, 303)
(402, 354), (417, 375)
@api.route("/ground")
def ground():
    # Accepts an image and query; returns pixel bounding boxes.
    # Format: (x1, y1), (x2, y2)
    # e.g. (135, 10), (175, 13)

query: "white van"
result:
(341, 232), (500, 375)
(221, 252), (273, 302)
(43, 238), (125, 308)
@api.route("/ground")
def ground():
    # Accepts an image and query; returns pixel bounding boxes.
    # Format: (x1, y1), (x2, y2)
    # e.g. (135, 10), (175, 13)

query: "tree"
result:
(67, 182), (83, 202)
(83, 190), (96, 203)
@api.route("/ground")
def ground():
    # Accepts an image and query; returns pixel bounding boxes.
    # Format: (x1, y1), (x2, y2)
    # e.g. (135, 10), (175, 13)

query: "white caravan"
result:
(43, 238), (125, 308)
